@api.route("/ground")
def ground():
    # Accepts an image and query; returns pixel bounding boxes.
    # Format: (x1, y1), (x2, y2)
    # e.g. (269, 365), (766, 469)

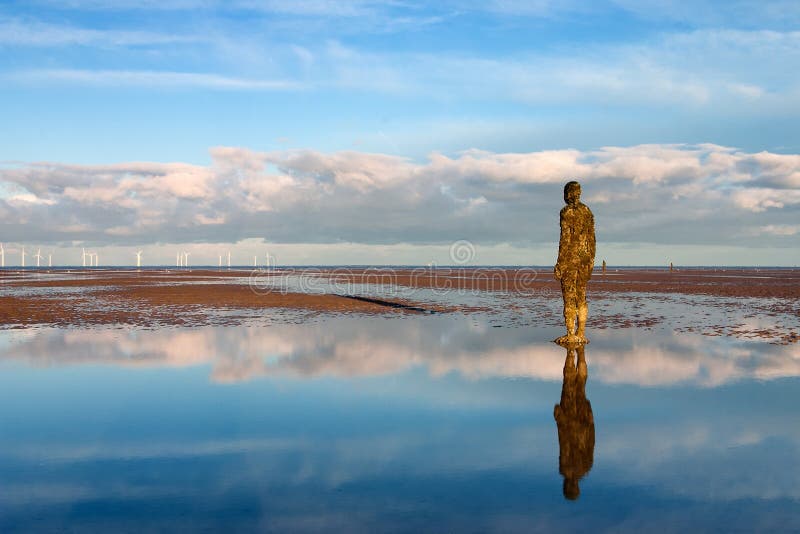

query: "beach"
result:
(1, 267), (797, 343)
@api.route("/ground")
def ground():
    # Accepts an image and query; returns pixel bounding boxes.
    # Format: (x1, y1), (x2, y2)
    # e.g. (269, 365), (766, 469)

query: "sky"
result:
(0, 0), (799, 266)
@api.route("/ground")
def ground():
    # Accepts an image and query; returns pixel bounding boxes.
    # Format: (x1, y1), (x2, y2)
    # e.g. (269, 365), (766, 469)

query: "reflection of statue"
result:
(554, 181), (595, 345)
(554, 344), (594, 500)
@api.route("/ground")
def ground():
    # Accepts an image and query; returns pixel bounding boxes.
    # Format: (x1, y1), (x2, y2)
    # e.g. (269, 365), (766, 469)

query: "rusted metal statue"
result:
(554, 181), (596, 345)
(554, 344), (594, 500)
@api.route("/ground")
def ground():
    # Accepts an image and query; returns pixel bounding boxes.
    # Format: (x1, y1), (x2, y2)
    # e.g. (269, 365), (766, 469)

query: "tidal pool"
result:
(1, 315), (798, 532)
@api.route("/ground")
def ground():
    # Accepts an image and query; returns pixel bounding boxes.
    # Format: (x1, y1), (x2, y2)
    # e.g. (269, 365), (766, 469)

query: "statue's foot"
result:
(554, 334), (582, 346)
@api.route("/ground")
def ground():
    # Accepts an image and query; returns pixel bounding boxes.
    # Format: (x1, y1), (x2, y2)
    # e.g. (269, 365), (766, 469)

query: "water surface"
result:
(1, 314), (798, 532)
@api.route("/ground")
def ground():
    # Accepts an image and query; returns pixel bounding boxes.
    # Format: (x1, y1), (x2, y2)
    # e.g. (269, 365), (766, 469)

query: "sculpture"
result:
(554, 181), (595, 345)
(554, 344), (594, 500)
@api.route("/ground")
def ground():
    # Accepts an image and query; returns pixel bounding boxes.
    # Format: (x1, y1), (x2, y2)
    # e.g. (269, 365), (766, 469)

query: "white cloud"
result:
(610, 0), (800, 28)
(39, 0), (387, 16)
(0, 16), (194, 46)
(731, 188), (800, 212)
(728, 83), (765, 99)
(8, 69), (306, 90)
(758, 224), (800, 236)
(5, 192), (56, 206)
(1, 144), (799, 248)
(428, 149), (588, 184)
(26, 0), (207, 9)
(299, 30), (800, 110)
(4, 21), (799, 114)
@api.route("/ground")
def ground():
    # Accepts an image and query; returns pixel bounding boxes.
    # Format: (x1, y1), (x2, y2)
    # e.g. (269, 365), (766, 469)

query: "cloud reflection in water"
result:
(1, 317), (798, 387)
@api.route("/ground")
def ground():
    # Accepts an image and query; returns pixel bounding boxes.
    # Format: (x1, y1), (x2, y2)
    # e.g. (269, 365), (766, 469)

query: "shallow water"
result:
(1, 311), (799, 532)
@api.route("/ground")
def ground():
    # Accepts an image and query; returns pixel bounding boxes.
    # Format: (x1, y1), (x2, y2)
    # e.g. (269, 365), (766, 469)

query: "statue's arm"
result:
(555, 210), (567, 279)
(588, 211), (596, 278)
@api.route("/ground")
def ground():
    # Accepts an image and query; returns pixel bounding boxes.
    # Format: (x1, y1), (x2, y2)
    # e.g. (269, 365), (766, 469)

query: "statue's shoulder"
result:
(577, 202), (594, 218)
(561, 204), (592, 220)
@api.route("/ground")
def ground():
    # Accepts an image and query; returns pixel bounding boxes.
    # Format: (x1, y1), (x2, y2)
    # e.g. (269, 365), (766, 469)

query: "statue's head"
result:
(564, 181), (581, 206)
(563, 477), (580, 500)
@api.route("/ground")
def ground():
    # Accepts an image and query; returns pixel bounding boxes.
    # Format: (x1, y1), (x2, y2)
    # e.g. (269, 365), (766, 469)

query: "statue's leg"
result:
(564, 303), (577, 335)
(564, 346), (576, 372)
(576, 279), (589, 343)
(556, 274), (580, 344)
(576, 345), (587, 380)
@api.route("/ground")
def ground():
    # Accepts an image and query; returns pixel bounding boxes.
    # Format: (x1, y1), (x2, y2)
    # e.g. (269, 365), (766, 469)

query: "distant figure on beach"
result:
(601, 260), (606, 275)
(669, 262), (674, 273)
(554, 181), (596, 345)
(554, 344), (594, 500)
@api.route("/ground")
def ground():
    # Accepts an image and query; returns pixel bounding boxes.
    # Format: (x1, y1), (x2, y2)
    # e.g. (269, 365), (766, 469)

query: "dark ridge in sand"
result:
(337, 294), (433, 313)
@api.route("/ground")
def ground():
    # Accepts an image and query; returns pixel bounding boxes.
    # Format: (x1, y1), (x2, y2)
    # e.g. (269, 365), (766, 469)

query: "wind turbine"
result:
(48, 253), (52, 268)
(82, 247), (86, 267)
(254, 255), (257, 267)
(21, 246), (26, 268)
(34, 248), (43, 268)
(227, 250), (231, 268)
(136, 250), (143, 268)
(218, 254), (222, 269)
(0, 243), (4, 268)
(183, 252), (190, 268)
(94, 252), (99, 267)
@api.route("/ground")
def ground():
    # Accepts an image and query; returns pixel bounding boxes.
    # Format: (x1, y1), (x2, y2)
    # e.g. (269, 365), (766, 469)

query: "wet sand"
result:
(320, 267), (800, 299)
(0, 269), (446, 328)
(1, 268), (798, 337)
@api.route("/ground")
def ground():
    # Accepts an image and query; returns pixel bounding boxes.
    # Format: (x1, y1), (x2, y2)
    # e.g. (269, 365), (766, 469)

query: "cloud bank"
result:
(1, 144), (799, 251)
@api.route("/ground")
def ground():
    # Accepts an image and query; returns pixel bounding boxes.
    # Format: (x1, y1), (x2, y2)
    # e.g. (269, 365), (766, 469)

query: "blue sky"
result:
(1, 0), (799, 265)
